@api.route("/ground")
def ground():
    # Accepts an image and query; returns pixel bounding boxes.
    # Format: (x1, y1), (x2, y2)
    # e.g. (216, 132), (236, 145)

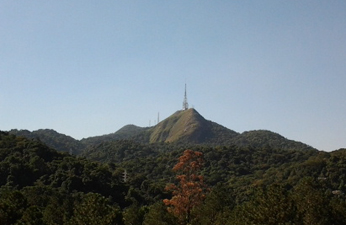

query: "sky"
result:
(1, 1), (346, 151)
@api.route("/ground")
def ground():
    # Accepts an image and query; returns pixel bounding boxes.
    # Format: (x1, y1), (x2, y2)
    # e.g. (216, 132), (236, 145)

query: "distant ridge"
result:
(9, 129), (84, 154)
(8, 108), (317, 152)
(80, 124), (148, 146)
(233, 130), (314, 151)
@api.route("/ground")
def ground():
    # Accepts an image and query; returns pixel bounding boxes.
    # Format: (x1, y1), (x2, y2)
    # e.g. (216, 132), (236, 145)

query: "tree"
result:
(163, 150), (207, 225)
(0, 190), (27, 225)
(292, 177), (331, 225)
(190, 184), (234, 225)
(122, 202), (147, 225)
(236, 184), (296, 225)
(67, 193), (119, 225)
(143, 201), (178, 225)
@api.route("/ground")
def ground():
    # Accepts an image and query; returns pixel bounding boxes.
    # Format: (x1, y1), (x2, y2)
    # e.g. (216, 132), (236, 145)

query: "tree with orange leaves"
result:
(163, 149), (207, 225)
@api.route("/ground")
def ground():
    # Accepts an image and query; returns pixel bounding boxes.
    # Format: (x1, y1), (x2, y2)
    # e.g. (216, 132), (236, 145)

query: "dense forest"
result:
(1, 130), (346, 224)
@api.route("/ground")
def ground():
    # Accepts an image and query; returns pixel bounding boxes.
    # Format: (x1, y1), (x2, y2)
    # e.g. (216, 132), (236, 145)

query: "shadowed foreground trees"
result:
(233, 179), (346, 225)
(1, 131), (346, 224)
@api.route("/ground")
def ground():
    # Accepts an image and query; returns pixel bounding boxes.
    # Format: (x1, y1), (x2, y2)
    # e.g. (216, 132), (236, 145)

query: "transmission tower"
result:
(182, 83), (189, 110)
(122, 169), (128, 183)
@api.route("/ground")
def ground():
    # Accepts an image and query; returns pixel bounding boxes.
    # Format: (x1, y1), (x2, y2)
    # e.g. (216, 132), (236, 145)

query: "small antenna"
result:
(182, 83), (189, 110)
(158, 112), (160, 124)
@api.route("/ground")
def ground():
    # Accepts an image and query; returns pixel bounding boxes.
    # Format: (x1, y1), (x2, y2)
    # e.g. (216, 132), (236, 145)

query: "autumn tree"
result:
(163, 149), (207, 225)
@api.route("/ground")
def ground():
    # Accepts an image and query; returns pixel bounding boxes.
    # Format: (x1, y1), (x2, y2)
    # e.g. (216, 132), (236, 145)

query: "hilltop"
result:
(148, 108), (238, 144)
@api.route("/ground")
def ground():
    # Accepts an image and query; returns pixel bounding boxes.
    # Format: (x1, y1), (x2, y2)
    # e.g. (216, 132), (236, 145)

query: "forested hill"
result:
(9, 108), (317, 152)
(1, 131), (346, 224)
(232, 130), (314, 151)
(80, 125), (149, 146)
(9, 129), (85, 154)
(0, 131), (127, 224)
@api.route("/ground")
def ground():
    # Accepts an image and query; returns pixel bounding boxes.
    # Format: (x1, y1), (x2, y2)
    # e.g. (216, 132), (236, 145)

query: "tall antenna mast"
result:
(182, 83), (189, 110)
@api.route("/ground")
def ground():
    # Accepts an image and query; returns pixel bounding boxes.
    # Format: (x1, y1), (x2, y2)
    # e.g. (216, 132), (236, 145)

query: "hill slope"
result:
(9, 129), (85, 154)
(80, 124), (148, 146)
(233, 130), (314, 151)
(148, 108), (239, 144)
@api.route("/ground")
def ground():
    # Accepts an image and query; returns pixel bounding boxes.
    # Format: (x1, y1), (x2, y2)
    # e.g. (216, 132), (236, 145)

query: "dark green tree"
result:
(236, 184), (296, 225)
(143, 201), (178, 225)
(68, 193), (119, 225)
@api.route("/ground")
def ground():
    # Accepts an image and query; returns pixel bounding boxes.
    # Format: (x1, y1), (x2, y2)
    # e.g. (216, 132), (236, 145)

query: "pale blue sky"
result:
(1, 1), (346, 151)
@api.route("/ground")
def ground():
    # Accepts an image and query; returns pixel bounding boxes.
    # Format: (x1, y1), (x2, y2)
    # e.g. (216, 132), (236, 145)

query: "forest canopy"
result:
(1, 131), (346, 224)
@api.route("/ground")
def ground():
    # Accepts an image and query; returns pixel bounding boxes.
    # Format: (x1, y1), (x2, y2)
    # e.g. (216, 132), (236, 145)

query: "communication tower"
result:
(182, 83), (189, 110)
(122, 169), (128, 183)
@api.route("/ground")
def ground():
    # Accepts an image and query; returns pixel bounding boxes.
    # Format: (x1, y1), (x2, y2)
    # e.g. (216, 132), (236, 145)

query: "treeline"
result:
(1, 131), (346, 224)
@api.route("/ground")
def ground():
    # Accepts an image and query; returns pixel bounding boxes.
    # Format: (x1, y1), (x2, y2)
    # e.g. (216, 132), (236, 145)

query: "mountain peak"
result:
(149, 108), (204, 143)
(149, 108), (238, 144)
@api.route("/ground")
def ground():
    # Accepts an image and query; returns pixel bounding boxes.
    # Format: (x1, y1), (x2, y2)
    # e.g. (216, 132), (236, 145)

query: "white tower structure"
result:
(122, 169), (128, 183)
(182, 83), (189, 110)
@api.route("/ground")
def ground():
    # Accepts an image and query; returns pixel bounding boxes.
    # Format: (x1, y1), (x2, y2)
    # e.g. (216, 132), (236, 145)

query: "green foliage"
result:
(0, 190), (27, 225)
(143, 202), (177, 225)
(9, 129), (85, 154)
(235, 185), (296, 225)
(292, 177), (333, 225)
(0, 132), (127, 224)
(190, 184), (234, 225)
(122, 202), (148, 225)
(81, 124), (149, 146)
(232, 180), (346, 225)
(1, 130), (346, 224)
(68, 193), (119, 225)
(232, 130), (314, 151)
(17, 205), (44, 225)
